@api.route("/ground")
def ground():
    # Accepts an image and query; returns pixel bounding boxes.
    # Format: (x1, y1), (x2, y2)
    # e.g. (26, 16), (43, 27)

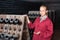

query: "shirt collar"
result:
(40, 15), (48, 22)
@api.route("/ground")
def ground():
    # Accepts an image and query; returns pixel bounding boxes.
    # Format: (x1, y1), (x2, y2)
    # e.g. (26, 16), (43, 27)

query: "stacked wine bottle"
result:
(0, 18), (22, 25)
(0, 33), (19, 40)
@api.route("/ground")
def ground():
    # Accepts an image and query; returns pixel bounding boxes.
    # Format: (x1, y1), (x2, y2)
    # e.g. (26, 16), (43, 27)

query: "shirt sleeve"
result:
(28, 17), (39, 29)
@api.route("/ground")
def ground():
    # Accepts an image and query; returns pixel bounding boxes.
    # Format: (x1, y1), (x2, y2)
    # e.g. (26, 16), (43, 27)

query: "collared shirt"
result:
(40, 15), (48, 22)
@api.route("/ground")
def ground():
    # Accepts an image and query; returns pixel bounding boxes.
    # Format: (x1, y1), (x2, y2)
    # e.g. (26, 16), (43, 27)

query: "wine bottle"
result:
(9, 35), (14, 40)
(9, 19), (13, 24)
(1, 33), (4, 38)
(0, 33), (2, 38)
(13, 34), (19, 40)
(4, 35), (9, 40)
(13, 19), (19, 25)
(0, 18), (4, 23)
(4, 18), (9, 24)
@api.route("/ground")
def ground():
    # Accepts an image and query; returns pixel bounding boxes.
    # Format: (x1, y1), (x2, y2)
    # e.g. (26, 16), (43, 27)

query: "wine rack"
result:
(0, 14), (30, 40)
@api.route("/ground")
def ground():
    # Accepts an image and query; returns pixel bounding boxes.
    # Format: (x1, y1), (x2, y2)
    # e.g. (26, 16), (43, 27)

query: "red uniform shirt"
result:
(28, 16), (53, 40)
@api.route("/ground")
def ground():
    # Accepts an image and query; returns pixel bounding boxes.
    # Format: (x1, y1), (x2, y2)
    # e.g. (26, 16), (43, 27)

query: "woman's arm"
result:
(27, 16), (39, 29)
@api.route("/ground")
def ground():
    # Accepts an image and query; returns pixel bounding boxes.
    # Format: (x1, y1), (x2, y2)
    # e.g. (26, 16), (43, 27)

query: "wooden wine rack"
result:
(0, 14), (30, 40)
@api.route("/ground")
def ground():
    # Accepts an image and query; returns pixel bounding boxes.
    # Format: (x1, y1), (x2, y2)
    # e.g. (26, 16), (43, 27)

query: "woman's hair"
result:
(40, 5), (48, 10)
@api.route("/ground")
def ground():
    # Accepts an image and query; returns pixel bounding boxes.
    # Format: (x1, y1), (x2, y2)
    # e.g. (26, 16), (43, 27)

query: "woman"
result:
(27, 5), (53, 40)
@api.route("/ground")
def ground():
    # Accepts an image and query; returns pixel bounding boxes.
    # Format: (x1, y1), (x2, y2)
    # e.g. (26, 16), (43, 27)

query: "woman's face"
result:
(40, 6), (47, 16)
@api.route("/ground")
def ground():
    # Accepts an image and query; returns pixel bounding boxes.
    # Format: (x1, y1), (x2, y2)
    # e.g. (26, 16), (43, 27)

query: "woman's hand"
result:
(34, 31), (41, 35)
(23, 15), (30, 23)
(26, 15), (30, 23)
